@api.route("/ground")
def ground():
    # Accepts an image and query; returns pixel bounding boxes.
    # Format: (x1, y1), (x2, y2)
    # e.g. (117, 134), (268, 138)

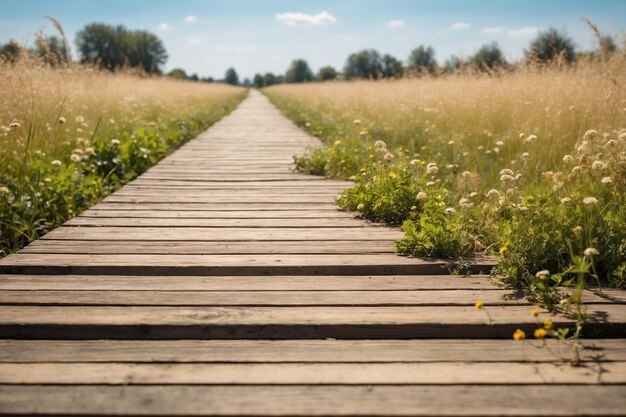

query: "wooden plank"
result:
(78, 209), (356, 218)
(3, 339), (624, 363)
(0, 289), (537, 306)
(102, 195), (342, 203)
(92, 202), (340, 210)
(1, 385), (624, 416)
(1, 288), (622, 306)
(0, 253), (495, 276)
(38, 227), (403, 241)
(64, 217), (372, 228)
(2, 361), (624, 384)
(0, 305), (624, 339)
(0, 275), (499, 291)
(20, 240), (395, 255)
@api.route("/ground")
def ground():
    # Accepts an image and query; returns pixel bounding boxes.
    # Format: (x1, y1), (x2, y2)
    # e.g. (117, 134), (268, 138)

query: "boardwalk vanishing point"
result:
(0, 90), (625, 415)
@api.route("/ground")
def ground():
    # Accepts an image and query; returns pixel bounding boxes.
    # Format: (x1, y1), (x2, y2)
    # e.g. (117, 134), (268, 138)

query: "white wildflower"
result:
(374, 140), (386, 149)
(584, 247), (599, 257)
(582, 196), (598, 205)
(560, 197), (571, 204)
(111, 139), (121, 145)
(444, 207), (456, 216)
(562, 155), (573, 164)
(0, 186), (9, 194)
(499, 169), (514, 176)
(51, 160), (62, 166)
(486, 189), (500, 199)
(70, 154), (81, 163)
(426, 163), (439, 175)
(535, 270), (550, 280)
(601, 176), (613, 184)
(416, 192), (428, 201)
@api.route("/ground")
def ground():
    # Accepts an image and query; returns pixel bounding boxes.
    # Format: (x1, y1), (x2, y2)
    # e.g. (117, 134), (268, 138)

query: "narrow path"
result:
(0, 90), (624, 415)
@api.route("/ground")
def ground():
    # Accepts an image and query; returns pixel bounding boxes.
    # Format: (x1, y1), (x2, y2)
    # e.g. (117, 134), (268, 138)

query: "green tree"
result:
(381, 54), (403, 78)
(469, 42), (507, 71)
(443, 55), (464, 72)
(75, 23), (167, 73)
(344, 49), (382, 79)
(224, 67), (239, 85)
(316, 66), (338, 81)
(525, 28), (575, 63)
(407, 45), (436, 74)
(263, 72), (278, 86)
(189, 73), (199, 81)
(0, 40), (22, 63)
(285, 59), (313, 83)
(167, 68), (188, 79)
(253, 74), (265, 87)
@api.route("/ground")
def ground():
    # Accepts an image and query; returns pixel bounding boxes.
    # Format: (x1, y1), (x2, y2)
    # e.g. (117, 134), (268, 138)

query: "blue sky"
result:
(1, 0), (624, 79)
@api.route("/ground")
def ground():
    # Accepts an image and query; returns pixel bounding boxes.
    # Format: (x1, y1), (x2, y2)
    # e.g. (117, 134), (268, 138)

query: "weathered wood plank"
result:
(3, 339), (623, 363)
(1, 385), (625, 416)
(1, 289), (622, 306)
(0, 305), (624, 339)
(0, 253), (495, 275)
(2, 362), (624, 384)
(78, 209), (356, 218)
(0, 289), (534, 306)
(0, 275), (498, 291)
(20, 240), (394, 255)
(40, 227), (403, 240)
(64, 217), (373, 228)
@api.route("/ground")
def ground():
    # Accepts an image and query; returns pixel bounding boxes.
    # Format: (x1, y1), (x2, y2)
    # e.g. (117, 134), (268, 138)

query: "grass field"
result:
(0, 56), (246, 256)
(265, 55), (626, 301)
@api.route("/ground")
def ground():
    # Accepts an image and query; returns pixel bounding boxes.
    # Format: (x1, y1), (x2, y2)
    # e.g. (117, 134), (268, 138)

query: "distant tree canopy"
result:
(264, 72), (281, 86)
(469, 42), (507, 71)
(167, 68), (188, 79)
(224, 67), (239, 85)
(253, 73), (264, 87)
(381, 54), (403, 78)
(316, 65), (338, 81)
(407, 45), (436, 74)
(443, 55), (464, 72)
(75, 23), (167, 73)
(525, 28), (575, 63)
(0, 40), (22, 63)
(285, 59), (313, 83)
(344, 49), (382, 79)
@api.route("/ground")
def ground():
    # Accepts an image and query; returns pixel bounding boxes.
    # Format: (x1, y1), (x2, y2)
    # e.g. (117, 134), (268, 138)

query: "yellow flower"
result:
(534, 328), (547, 339)
(360, 128), (369, 136)
(543, 319), (553, 330)
(513, 329), (526, 341)
(572, 225), (583, 236)
(499, 246), (508, 255)
(357, 203), (365, 210)
(475, 300), (484, 309)
(530, 308), (540, 317)
(388, 172), (396, 178)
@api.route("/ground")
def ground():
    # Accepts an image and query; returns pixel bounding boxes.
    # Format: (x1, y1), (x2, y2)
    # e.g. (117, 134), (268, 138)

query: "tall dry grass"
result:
(267, 55), (626, 181)
(0, 53), (245, 256)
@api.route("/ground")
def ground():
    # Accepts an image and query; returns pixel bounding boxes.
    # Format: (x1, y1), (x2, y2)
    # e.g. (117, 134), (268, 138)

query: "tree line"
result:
(1, 21), (620, 86)
(243, 26), (619, 87)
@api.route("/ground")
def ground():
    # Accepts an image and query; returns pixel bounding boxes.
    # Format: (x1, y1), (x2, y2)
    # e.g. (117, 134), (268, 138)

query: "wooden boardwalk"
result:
(0, 90), (625, 415)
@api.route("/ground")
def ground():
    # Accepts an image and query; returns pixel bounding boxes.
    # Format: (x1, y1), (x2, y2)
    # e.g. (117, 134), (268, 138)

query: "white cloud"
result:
(189, 38), (201, 46)
(185, 16), (198, 23)
(482, 26), (504, 34)
(158, 23), (170, 31)
(275, 11), (337, 27)
(389, 19), (405, 28)
(508, 27), (541, 38)
(451, 22), (470, 30)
